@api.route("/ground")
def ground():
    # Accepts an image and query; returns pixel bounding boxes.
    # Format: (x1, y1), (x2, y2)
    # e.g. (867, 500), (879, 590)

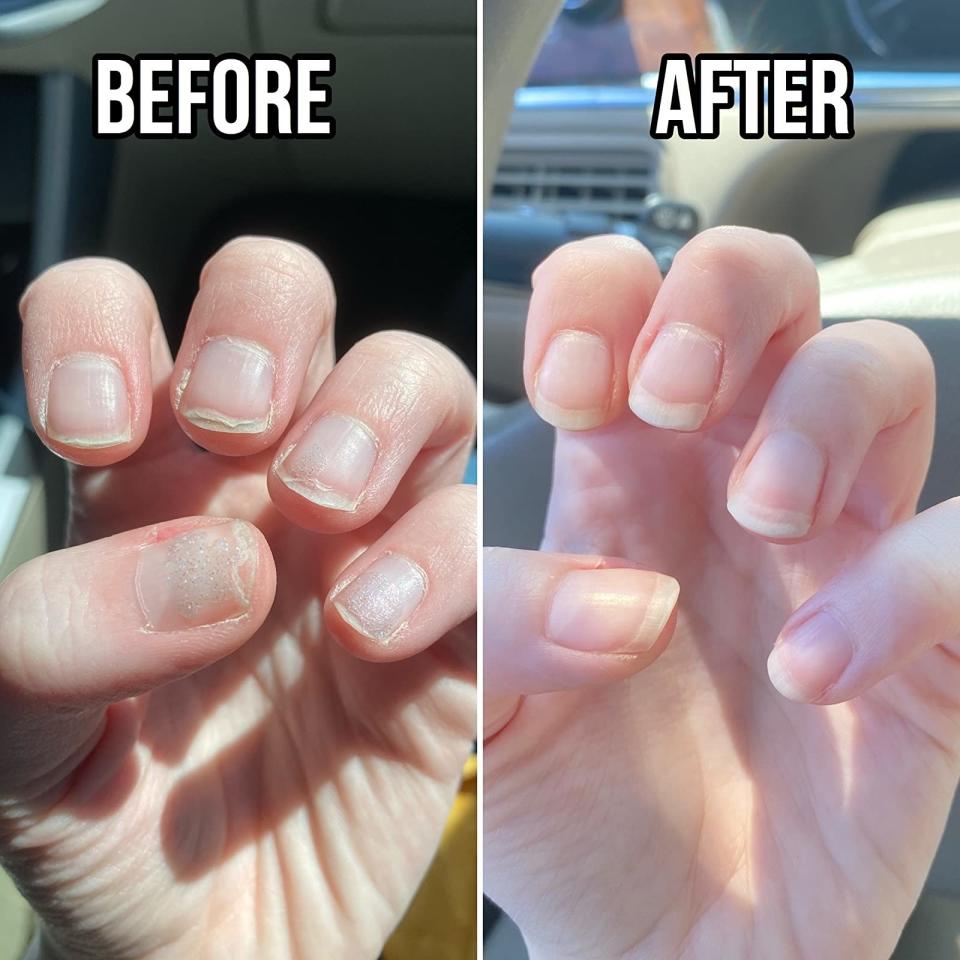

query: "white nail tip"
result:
(182, 408), (271, 434)
(642, 575), (681, 642)
(273, 470), (361, 512)
(727, 494), (812, 540)
(767, 647), (808, 702)
(46, 429), (132, 448)
(533, 394), (606, 431)
(627, 384), (708, 431)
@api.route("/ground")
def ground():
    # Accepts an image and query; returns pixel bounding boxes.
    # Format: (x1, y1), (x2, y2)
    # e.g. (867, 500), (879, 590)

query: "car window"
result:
(529, 0), (960, 86)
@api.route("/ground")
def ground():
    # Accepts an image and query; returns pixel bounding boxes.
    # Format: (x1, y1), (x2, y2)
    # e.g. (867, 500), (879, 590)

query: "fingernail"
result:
(178, 336), (275, 433)
(136, 521), (258, 631)
(629, 324), (722, 431)
(768, 609), (854, 702)
(534, 330), (612, 430)
(727, 431), (826, 539)
(275, 414), (379, 511)
(333, 553), (427, 643)
(546, 569), (679, 654)
(45, 354), (131, 447)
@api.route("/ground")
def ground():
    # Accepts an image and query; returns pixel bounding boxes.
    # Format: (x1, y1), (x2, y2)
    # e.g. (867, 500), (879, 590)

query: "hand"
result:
(0, 238), (477, 959)
(484, 229), (956, 959)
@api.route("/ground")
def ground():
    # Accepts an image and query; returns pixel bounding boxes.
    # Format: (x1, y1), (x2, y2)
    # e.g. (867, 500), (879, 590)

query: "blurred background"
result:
(484, 0), (960, 957)
(0, 1), (476, 957)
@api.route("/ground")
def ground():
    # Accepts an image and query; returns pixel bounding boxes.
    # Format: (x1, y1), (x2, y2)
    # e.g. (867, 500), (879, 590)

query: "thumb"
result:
(483, 547), (679, 740)
(0, 517), (275, 798)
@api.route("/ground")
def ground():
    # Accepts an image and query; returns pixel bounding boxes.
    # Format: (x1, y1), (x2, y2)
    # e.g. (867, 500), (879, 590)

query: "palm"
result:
(45, 404), (475, 958)
(489, 420), (960, 960)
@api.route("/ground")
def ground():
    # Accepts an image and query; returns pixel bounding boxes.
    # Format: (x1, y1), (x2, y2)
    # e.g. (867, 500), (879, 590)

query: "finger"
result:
(268, 331), (475, 534)
(20, 258), (171, 466)
(767, 498), (960, 705)
(628, 226), (821, 432)
(726, 320), (935, 541)
(324, 484), (476, 663)
(171, 236), (336, 456)
(524, 235), (662, 431)
(483, 547), (679, 739)
(0, 517), (275, 795)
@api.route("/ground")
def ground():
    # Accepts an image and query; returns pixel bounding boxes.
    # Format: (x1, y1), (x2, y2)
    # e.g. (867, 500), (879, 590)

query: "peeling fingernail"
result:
(629, 324), (722, 431)
(275, 414), (379, 511)
(728, 430), (825, 539)
(534, 330), (612, 431)
(178, 337), (275, 434)
(547, 568), (679, 654)
(136, 521), (258, 631)
(46, 353), (131, 448)
(768, 609), (854, 703)
(333, 553), (427, 643)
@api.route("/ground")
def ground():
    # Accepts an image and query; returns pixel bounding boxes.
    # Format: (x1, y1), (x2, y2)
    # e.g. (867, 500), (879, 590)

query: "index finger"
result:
(524, 235), (662, 431)
(20, 258), (170, 466)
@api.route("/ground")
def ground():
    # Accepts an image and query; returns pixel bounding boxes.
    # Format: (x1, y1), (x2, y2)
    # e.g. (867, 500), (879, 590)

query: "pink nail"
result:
(768, 609), (854, 702)
(547, 569), (679, 654)
(179, 337), (275, 433)
(629, 324), (722, 431)
(333, 553), (427, 643)
(534, 330), (612, 430)
(46, 354), (131, 447)
(728, 431), (826, 539)
(275, 414), (379, 511)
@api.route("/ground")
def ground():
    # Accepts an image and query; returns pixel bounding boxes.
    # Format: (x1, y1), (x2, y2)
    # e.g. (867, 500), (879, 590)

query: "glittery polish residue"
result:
(166, 526), (251, 619)
(136, 521), (258, 632)
(333, 553), (427, 643)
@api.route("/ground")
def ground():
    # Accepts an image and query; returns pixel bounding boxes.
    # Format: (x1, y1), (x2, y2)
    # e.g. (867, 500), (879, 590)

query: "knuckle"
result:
(207, 237), (335, 313)
(538, 236), (659, 294)
(356, 330), (474, 395)
(802, 335), (881, 393)
(20, 259), (152, 327)
(677, 226), (782, 283)
(433, 482), (477, 517)
(418, 485), (478, 557)
(820, 320), (935, 396)
(0, 559), (52, 696)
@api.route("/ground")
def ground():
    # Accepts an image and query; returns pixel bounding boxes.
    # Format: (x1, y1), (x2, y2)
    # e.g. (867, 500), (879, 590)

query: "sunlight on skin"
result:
(0, 241), (477, 960)
(485, 229), (956, 960)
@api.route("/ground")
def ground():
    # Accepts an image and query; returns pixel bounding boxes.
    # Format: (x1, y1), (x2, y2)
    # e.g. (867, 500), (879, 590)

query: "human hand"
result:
(0, 238), (476, 959)
(484, 229), (954, 959)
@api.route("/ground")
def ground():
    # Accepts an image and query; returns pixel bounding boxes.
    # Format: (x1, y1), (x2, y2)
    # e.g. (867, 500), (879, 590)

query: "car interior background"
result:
(0, 0), (475, 957)
(483, 0), (960, 957)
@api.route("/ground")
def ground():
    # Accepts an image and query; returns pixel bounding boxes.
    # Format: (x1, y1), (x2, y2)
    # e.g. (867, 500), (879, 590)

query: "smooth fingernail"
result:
(275, 414), (379, 511)
(136, 521), (258, 632)
(178, 336), (275, 433)
(333, 553), (427, 643)
(46, 354), (131, 448)
(534, 330), (612, 430)
(728, 430), (826, 539)
(629, 324), (721, 431)
(547, 569), (679, 654)
(768, 609), (854, 702)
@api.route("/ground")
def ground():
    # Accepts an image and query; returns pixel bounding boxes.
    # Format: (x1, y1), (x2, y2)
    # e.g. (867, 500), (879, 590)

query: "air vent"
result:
(491, 101), (661, 222)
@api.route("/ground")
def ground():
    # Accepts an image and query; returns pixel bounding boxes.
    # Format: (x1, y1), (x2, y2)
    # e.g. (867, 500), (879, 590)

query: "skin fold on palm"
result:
(0, 239), (477, 960)
(484, 229), (960, 960)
